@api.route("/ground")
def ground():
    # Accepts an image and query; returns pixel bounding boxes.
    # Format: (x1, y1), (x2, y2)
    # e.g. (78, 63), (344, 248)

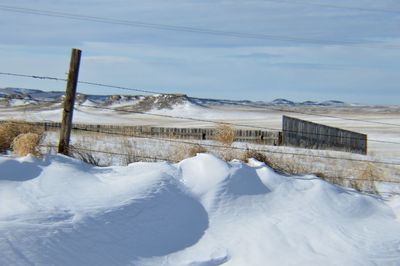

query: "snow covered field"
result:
(1, 153), (400, 265)
(1, 90), (400, 265)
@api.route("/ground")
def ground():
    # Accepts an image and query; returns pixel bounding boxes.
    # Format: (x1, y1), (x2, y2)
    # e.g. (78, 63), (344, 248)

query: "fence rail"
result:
(1, 120), (280, 145)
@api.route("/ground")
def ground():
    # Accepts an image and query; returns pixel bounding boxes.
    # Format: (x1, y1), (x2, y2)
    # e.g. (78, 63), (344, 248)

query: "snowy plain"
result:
(1, 90), (400, 265)
(1, 154), (400, 265)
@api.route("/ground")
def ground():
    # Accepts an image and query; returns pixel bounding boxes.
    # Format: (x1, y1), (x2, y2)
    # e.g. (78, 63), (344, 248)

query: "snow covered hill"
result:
(1, 153), (399, 265)
(0, 87), (351, 110)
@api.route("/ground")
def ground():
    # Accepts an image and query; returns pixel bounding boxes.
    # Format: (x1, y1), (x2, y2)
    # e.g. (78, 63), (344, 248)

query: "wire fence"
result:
(38, 103), (400, 196)
(38, 142), (400, 185)
(38, 143), (400, 196)
(2, 70), (400, 196)
(66, 125), (400, 167)
(37, 123), (400, 199)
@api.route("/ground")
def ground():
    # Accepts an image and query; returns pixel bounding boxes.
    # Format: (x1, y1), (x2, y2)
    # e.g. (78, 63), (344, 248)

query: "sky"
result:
(0, 0), (399, 105)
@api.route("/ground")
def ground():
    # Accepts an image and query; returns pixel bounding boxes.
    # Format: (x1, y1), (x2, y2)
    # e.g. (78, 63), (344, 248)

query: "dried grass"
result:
(240, 149), (268, 163)
(69, 145), (102, 166)
(120, 138), (139, 165)
(356, 163), (379, 193)
(11, 133), (42, 157)
(218, 147), (236, 161)
(0, 121), (44, 154)
(214, 123), (235, 146)
(172, 144), (207, 162)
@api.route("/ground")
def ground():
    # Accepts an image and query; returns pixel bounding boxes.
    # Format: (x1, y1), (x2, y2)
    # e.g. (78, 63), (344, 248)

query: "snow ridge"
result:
(1, 154), (399, 265)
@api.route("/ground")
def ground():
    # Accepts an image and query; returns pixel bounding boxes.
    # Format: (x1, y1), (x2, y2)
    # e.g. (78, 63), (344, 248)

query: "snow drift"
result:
(0, 154), (400, 265)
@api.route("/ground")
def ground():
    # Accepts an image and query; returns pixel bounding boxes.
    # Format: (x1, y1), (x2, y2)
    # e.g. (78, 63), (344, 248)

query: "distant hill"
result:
(0, 87), (351, 110)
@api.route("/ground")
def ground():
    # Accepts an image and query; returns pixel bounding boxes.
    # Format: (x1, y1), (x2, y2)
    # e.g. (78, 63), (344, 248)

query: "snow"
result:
(79, 99), (98, 107)
(1, 153), (400, 265)
(8, 99), (37, 106)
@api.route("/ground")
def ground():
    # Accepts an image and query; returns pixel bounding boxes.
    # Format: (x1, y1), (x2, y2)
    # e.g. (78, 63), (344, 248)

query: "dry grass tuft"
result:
(0, 121), (44, 154)
(240, 150), (290, 173)
(172, 144), (207, 162)
(218, 147), (236, 162)
(240, 149), (267, 163)
(120, 138), (139, 165)
(69, 145), (102, 166)
(188, 144), (207, 157)
(356, 163), (379, 193)
(214, 123), (235, 146)
(11, 133), (42, 157)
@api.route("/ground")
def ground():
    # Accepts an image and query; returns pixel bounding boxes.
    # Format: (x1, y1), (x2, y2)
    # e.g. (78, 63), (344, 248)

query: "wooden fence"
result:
(282, 116), (367, 154)
(0, 120), (280, 145)
(2, 118), (368, 153)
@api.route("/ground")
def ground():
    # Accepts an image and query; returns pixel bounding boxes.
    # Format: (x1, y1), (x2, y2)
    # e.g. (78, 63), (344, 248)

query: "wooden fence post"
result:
(58, 48), (82, 155)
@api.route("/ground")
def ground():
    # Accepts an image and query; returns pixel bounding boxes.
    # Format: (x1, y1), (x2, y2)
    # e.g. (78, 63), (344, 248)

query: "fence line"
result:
(41, 122), (400, 167)
(1, 119), (399, 166)
(0, 71), (169, 95)
(40, 144), (168, 162)
(7, 120), (278, 145)
(75, 104), (400, 145)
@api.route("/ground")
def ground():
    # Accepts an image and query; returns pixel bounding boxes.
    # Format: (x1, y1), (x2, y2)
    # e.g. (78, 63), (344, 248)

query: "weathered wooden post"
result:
(58, 48), (82, 155)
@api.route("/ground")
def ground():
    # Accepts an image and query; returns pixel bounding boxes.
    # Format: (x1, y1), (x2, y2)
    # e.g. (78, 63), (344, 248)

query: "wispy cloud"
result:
(84, 56), (132, 64)
(0, 0), (400, 104)
(229, 52), (282, 60)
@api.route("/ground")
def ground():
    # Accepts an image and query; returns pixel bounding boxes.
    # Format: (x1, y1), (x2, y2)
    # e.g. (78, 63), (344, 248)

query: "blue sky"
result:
(0, 0), (399, 104)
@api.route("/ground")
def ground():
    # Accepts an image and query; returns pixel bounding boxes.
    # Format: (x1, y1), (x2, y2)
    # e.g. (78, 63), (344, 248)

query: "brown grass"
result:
(172, 144), (207, 162)
(356, 163), (379, 193)
(120, 138), (139, 165)
(11, 133), (42, 157)
(214, 123), (235, 146)
(240, 149), (267, 163)
(69, 145), (102, 166)
(0, 121), (44, 154)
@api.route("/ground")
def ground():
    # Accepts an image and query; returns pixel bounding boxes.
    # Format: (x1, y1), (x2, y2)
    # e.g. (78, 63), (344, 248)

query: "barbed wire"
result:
(4, 116), (400, 148)
(2, 70), (399, 129)
(38, 144), (400, 195)
(1, 71), (400, 145)
(75, 104), (400, 145)
(1, 103), (399, 146)
(39, 144), (168, 162)
(253, 105), (400, 128)
(0, 71), (171, 95)
(38, 124), (400, 167)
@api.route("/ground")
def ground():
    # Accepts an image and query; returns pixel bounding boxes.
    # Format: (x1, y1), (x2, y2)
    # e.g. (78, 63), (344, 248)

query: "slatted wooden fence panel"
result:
(282, 116), (367, 154)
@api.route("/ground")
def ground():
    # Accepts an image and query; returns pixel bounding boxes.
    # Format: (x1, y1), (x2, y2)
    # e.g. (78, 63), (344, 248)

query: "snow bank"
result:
(0, 154), (399, 265)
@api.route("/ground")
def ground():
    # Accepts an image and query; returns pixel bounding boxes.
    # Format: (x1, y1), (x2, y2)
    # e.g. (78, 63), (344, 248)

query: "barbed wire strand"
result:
(2, 70), (400, 128)
(75, 104), (400, 145)
(38, 144), (400, 188)
(0, 101), (399, 146)
(38, 123), (400, 167)
(1, 71), (400, 144)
